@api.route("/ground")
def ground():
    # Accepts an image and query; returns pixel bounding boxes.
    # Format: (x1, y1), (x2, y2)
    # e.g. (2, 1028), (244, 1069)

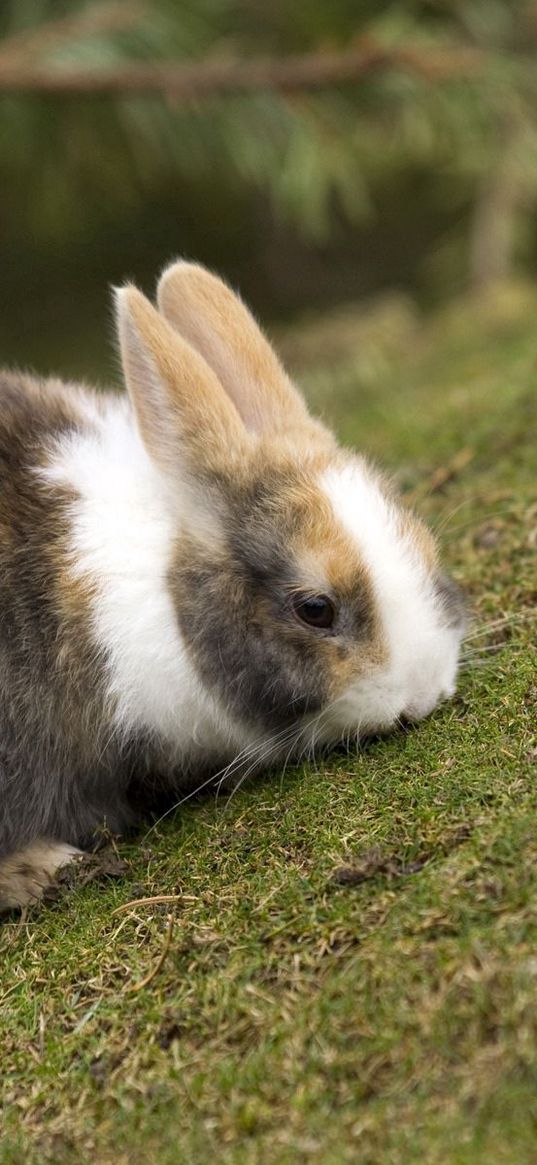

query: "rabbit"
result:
(0, 261), (466, 909)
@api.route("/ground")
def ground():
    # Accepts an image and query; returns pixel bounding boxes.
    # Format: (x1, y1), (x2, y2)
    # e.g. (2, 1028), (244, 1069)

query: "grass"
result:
(2, 280), (536, 1165)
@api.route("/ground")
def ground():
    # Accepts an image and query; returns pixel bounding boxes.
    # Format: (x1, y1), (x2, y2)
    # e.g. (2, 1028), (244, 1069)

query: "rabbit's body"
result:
(0, 372), (139, 860)
(0, 372), (246, 874)
(0, 262), (466, 909)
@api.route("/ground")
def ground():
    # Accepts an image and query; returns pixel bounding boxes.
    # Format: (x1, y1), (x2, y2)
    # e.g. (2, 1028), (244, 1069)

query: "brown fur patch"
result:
(398, 505), (438, 570)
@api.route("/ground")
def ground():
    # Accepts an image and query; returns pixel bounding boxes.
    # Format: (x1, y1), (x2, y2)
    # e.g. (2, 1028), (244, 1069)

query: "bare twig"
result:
(0, 39), (484, 99)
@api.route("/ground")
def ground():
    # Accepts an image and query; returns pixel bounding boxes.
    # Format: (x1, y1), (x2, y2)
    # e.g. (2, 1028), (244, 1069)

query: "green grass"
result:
(2, 281), (536, 1164)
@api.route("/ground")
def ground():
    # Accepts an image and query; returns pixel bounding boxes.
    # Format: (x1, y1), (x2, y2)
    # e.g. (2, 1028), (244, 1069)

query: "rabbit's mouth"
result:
(292, 664), (459, 754)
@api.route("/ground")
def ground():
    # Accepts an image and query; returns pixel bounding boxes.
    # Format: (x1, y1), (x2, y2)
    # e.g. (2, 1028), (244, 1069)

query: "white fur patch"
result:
(40, 396), (244, 759)
(321, 461), (461, 732)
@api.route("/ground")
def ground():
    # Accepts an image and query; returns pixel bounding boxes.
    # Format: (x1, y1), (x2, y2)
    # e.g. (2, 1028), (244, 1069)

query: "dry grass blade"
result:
(111, 894), (185, 915)
(124, 912), (175, 994)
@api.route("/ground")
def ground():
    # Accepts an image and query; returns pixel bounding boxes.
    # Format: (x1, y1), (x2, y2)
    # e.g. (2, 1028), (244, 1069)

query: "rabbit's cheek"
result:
(170, 546), (329, 731)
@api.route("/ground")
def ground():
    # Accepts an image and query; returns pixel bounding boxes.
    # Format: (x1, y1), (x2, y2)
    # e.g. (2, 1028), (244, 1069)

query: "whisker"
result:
(463, 611), (537, 642)
(429, 498), (479, 540)
(278, 726), (308, 790)
(213, 726), (286, 801)
(214, 724), (294, 803)
(143, 688), (367, 839)
(460, 643), (530, 671)
(142, 767), (223, 840)
(429, 498), (524, 542)
(460, 638), (530, 661)
(223, 728), (298, 811)
(214, 739), (265, 802)
(460, 658), (506, 671)
(142, 721), (294, 838)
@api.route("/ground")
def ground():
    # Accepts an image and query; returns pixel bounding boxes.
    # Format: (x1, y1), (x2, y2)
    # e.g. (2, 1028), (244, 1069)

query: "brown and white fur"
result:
(0, 262), (466, 909)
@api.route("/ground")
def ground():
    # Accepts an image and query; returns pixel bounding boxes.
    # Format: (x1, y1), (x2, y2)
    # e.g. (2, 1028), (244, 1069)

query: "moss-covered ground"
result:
(1, 282), (536, 1164)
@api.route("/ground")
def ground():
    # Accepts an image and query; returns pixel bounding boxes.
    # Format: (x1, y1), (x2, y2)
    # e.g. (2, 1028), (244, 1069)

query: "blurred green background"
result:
(2, 0), (537, 383)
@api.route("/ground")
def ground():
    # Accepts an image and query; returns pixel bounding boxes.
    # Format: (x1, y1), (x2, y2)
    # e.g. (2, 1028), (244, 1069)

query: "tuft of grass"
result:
(2, 282), (537, 1164)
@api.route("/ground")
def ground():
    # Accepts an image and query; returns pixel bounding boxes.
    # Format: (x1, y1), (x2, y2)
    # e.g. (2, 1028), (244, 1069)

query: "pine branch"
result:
(0, 38), (484, 99)
(0, 1), (143, 70)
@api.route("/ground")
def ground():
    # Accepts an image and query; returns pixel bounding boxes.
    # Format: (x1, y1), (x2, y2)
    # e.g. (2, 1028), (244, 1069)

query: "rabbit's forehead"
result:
(320, 461), (437, 577)
(232, 456), (392, 606)
(228, 462), (388, 668)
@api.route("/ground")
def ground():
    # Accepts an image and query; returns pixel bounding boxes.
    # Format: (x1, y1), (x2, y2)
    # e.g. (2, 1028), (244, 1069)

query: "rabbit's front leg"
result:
(0, 840), (82, 911)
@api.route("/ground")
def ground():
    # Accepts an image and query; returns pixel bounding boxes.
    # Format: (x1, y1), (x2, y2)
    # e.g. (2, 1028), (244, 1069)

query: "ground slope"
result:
(1, 282), (536, 1165)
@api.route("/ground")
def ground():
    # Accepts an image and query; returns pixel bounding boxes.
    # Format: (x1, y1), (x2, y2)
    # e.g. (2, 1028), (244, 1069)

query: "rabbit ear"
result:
(157, 261), (312, 435)
(115, 284), (250, 479)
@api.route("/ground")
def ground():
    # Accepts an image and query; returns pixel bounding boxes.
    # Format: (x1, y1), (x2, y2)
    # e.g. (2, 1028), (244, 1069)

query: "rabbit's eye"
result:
(292, 594), (335, 630)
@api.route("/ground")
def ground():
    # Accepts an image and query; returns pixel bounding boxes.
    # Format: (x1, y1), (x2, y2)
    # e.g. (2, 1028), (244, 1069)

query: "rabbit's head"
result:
(115, 262), (466, 751)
